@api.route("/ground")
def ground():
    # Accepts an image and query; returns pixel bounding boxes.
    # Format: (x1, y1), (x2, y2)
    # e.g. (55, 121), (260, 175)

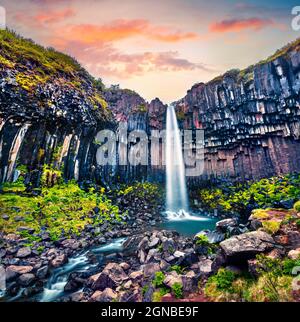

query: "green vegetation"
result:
(294, 201), (300, 212)
(0, 29), (109, 117)
(0, 181), (124, 242)
(261, 220), (281, 235)
(118, 182), (163, 205)
(195, 234), (217, 254)
(171, 282), (183, 299)
(170, 265), (185, 275)
(197, 173), (300, 214)
(205, 255), (300, 302)
(152, 271), (165, 288)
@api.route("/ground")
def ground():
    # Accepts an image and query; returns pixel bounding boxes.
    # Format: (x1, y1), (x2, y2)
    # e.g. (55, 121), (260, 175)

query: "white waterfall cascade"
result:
(165, 105), (207, 221)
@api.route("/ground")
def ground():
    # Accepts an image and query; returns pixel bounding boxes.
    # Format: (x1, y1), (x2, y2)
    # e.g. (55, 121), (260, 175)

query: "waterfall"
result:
(166, 105), (188, 212)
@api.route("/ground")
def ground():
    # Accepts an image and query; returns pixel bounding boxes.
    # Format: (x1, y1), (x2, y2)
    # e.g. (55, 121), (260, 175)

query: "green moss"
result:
(197, 173), (300, 214)
(0, 181), (124, 241)
(294, 201), (300, 212)
(118, 182), (162, 205)
(262, 220), (281, 235)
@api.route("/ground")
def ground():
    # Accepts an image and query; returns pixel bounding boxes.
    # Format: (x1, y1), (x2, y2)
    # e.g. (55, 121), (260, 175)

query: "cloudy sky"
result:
(1, 0), (300, 102)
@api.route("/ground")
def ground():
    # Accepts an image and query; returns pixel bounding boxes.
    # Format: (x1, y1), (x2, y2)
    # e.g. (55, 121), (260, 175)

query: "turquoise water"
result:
(159, 212), (218, 237)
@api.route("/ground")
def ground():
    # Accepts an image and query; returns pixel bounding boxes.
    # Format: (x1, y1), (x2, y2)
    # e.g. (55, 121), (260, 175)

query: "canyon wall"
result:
(1, 29), (300, 186)
(174, 42), (300, 182)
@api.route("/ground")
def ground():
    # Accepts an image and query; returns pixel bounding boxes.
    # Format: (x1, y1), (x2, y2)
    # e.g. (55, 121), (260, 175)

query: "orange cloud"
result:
(62, 19), (198, 44)
(209, 17), (276, 33)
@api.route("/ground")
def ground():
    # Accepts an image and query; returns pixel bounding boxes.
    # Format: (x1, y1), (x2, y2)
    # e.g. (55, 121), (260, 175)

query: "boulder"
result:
(198, 259), (213, 276)
(288, 248), (300, 260)
(142, 262), (161, 277)
(61, 239), (80, 250)
(6, 265), (33, 281)
(91, 263), (127, 291)
(16, 247), (31, 258)
(164, 271), (182, 288)
(36, 265), (48, 279)
(216, 218), (238, 232)
(148, 237), (160, 248)
(220, 231), (274, 261)
(18, 273), (35, 286)
(51, 254), (68, 268)
(90, 288), (117, 302)
(129, 271), (143, 282)
(182, 271), (198, 292)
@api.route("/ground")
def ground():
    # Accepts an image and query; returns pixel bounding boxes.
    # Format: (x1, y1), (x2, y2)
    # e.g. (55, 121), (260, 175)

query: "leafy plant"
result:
(171, 282), (183, 299)
(152, 271), (165, 288)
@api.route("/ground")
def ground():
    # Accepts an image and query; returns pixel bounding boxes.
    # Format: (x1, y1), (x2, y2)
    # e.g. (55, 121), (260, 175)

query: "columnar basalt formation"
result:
(1, 29), (300, 185)
(174, 41), (300, 181)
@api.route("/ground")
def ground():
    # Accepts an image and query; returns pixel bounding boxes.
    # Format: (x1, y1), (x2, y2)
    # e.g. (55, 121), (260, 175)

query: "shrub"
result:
(171, 282), (183, 299)
(152, 272), (165, 288)
(195, 234), (210, 246)
(207, 269), (237, 292)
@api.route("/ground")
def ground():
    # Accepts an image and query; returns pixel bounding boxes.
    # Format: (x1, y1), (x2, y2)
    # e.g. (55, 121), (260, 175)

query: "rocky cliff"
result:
(0, 30), (167, 186)
(1, 28), (300, 186)
(174, 39), (300, 181)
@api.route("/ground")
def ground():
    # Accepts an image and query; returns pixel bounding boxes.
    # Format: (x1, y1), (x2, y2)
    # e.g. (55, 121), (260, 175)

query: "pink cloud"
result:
(209, 17), (276, 33)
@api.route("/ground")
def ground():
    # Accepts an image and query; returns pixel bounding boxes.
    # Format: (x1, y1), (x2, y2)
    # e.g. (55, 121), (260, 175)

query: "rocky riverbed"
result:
(1, 204), (299, 302)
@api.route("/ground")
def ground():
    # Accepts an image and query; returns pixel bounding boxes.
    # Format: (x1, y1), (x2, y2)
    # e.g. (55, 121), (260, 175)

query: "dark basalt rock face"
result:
(1, 29), (300, 185)
(174, 45), (300, 181)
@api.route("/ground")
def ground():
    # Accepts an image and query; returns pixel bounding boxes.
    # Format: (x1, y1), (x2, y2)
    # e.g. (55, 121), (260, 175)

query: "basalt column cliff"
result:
(174, 40), (300, 181)
(1, 29), (300, 185)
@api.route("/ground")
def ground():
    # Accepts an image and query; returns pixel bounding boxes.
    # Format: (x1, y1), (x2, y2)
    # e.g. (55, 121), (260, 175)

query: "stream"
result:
(4, 212), (217, 302)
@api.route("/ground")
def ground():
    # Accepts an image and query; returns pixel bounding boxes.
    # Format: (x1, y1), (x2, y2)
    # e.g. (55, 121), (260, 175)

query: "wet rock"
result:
(18, 273), (35, 286)
(6, 265), (33, 281)
(14, 216), (24, 222)
(278, 199), (294, 209)
(220, 231), (275, 261)
(36, 265), (48, 279)
(16, 247), (31, 258)
(51, 254), (68, 268)
(0, 249), (6, 258)
(216, 218), (238, 233)
(17, 227), (35, 234)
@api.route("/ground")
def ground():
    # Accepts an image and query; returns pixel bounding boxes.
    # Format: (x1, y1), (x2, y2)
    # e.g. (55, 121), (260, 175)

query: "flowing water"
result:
(40, 237), (126, 302)
(166, 105), (188, 212)
(164, 105), (216, 234)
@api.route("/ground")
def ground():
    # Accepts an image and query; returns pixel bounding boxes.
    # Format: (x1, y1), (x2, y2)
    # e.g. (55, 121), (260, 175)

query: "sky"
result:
(1, 0), (300, 103)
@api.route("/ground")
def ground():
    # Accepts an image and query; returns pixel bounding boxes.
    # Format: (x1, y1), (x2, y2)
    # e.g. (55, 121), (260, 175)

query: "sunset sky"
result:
(1, 0), (300, 103)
